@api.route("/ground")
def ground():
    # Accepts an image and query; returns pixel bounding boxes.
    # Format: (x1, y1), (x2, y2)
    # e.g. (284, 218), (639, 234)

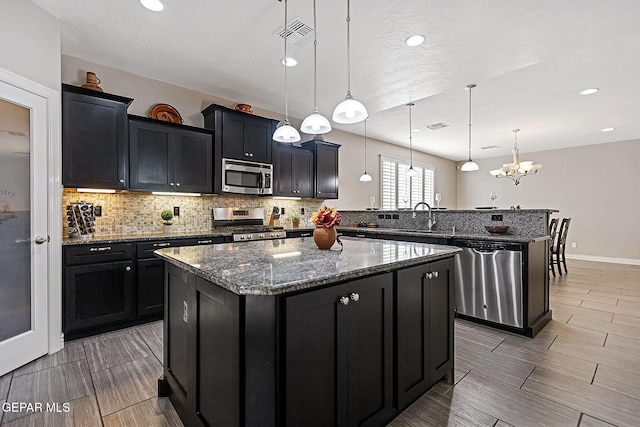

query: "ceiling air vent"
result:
(273, 17), (315, 48)
(425, 122), (450, 130)
(481, 145), (500, 150)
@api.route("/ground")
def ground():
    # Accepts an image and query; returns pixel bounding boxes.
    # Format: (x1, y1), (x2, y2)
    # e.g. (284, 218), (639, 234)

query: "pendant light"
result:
(460, 84), (479, 171)
(490, 129), (542, 185)
(332, 0), (368, 124)
(359, 119), (372, 182)
(273, 0), (301, 143)
(406, 103), (417, 177)
(300, 0), (332, 135)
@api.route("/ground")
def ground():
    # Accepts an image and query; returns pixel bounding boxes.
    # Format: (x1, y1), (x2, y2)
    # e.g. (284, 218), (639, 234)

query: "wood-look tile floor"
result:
(1, 259), (638, 426)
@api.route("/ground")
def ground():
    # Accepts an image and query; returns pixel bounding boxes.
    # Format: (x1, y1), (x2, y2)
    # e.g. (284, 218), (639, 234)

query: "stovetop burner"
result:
(212, 207), (286, 241)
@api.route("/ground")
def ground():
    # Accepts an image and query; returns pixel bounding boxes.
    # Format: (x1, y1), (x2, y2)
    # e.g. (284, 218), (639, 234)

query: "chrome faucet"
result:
(412, 202), (436, 231)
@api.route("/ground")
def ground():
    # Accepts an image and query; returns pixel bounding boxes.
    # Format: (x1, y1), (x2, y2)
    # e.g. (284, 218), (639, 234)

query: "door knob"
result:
(34, 236), (49, 244)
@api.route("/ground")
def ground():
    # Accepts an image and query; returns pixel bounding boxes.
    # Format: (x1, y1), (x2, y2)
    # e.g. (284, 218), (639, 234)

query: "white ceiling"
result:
(32, 0), (640, 161)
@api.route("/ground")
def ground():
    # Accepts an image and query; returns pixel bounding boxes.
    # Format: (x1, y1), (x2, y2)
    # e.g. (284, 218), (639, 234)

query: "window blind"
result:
(380, 156), (435, 210)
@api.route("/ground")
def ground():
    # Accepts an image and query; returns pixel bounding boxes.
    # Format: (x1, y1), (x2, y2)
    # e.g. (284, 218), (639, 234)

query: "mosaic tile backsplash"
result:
(62, 190), (324, 236)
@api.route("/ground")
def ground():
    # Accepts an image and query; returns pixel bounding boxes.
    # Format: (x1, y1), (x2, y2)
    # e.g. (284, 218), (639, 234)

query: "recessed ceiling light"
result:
(140, 0), (164, 12)
(281, 57), (297, 67)
(405, 34), (425, 47)
(601, 127), (614, 132)
(580, 88), (599, 95)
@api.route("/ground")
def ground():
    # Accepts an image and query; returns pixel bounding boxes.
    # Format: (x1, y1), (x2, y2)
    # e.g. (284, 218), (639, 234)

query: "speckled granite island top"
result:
(155, 236), (460, 296)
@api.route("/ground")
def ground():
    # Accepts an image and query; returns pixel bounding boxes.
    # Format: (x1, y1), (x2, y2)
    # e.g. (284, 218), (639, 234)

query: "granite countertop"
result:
(337, 227), (550, 243)
(155, 236), (460, 296)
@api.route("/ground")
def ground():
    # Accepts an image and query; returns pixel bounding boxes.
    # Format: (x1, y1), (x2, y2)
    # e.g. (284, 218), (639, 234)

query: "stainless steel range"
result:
(212, 208), (286, 242)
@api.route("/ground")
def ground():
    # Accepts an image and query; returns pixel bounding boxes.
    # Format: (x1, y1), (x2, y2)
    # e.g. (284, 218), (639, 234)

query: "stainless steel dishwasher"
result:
(453, 240), (524, 328)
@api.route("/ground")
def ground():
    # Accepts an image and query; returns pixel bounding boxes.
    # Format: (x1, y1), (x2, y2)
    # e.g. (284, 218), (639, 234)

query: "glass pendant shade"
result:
(332, 95), (368, 124)
(359, 172), (372, 182)
(460, 160), (479, 171)
(301, 111), (332, 134)
(406, 166), (418, 177)
(273, 120), (301, 143)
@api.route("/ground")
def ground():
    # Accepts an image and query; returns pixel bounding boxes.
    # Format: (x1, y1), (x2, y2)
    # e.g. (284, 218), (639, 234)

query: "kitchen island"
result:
(155, 236), (460, 427)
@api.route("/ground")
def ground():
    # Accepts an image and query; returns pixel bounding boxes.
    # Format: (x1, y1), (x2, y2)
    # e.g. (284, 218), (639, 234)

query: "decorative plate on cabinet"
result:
(149, 104), (183, 124)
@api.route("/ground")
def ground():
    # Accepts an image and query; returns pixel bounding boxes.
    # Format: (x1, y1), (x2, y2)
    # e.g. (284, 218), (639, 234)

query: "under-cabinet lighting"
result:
(272, 251), (302, 259)
(152, 191), (201, 197)
(272, 196), (302, 200)
(77, 188), (116, 194)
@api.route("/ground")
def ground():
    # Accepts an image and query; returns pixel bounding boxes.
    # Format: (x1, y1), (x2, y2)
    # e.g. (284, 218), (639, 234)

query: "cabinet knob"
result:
(249, 153), (254, 157)
(119, 179), (125, 183)
(350, 293), (360, 302)
(318, 191), (321, 194)
(245, 152), (250, 156)
(433, 271), (439, 278)
(169, 182), (175, 186)
(125, 266), (131, 272)
(176, 183), (181, 187)
(339, 296), (350, 306)
(425, 272), (433, 279)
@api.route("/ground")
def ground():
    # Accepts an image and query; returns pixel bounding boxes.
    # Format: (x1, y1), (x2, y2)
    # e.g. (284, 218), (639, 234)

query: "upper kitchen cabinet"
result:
(62, 84), (133, 189)
(201, 104), (277, 165)
(302, 139), (341, 199)
(129, 116), (213, 193)
(274, 144), (314, 198)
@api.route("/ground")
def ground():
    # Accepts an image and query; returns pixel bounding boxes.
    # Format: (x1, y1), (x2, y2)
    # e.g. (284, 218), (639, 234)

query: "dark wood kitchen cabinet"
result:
(274, 144), (314, 197)
(62, 84), (133, 189)
(285, 273), (394, 427)
(201, 104), (277, 164)
(302, 139), (341, 199)
(129, 116), (213, 193)
(396, 257), (455, 410)
(63, 243), (136, 338)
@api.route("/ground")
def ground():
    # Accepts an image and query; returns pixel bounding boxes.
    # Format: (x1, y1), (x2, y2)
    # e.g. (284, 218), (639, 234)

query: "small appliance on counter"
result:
(269, 206), (281, 227)
(67, 201), (95, 238)
(212, 207), (285, 242)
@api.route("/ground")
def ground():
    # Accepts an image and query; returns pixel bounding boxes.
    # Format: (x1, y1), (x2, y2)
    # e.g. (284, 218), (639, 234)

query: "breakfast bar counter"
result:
(157, 236), (460, 427)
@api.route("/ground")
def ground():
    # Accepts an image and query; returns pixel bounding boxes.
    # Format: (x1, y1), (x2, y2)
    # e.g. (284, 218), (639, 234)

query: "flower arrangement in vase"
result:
(311, 206), (341, 249)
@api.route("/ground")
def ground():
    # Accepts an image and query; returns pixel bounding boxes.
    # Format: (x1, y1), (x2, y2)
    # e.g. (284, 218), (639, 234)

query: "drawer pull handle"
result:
(89, 246), (111, 252)
(153, 243), (171, 247)
(198, 240), (213, 244)
(300, 233), (311, 237)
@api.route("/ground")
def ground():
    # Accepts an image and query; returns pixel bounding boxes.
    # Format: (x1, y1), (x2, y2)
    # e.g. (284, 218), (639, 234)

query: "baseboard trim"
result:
(565, 254), (640, 266)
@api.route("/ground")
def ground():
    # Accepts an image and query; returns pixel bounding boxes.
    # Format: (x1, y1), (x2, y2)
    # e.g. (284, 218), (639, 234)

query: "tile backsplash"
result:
(62, 190), (323, 235)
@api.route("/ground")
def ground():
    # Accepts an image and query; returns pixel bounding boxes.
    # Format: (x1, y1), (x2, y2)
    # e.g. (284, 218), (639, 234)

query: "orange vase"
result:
(313, 226), (337, 250)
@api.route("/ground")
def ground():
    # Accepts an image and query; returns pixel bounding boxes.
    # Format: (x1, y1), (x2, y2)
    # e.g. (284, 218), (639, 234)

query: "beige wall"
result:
(62, 55), (459, 213)
(0, 0), (60, 91)
(457, 139), (640, 262)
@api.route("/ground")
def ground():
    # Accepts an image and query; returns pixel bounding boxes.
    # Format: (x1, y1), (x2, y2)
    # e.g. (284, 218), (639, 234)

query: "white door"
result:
(0, 77), (50, 376)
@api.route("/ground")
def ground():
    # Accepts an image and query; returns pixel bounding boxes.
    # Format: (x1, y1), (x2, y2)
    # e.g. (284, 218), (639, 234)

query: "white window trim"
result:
(379, 154), (436, 210)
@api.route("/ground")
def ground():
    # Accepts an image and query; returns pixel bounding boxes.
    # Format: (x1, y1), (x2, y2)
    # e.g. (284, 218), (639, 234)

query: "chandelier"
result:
(489, 129), (541, 185)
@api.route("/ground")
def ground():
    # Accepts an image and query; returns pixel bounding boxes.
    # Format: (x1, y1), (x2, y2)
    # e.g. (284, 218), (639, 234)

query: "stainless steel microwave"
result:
(221, 158), (273, 195)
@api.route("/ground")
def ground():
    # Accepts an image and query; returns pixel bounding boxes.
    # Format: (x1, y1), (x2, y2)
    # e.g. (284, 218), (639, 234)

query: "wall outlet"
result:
(491, 214), (503, 221)
(281, 207), (285, 215)
(300, 208), (305, 215)
(94, 206), (102, 217)
(571, 242), (577, 248)
(173, 206), (180, 216)
(183, 301), (188, 323)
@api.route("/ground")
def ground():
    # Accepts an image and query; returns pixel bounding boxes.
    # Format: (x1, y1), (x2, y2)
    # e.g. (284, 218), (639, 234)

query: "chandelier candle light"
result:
(300, 0), (332, 135)
(406, 103), (417, 177)
(332, 0), (368, 124)
(359, 119), (372, 182)
(490, 129), (542, 185)
(273, 0), (301, 144)
(460, 84), (479, 171)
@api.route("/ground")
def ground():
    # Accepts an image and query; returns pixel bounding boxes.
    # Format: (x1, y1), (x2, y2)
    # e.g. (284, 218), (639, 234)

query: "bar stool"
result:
(550, 218), (571, 276)
(548, 218), (559, 277)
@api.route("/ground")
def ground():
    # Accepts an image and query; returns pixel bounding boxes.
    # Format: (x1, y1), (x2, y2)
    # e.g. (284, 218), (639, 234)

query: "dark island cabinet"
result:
(302, 139), (340, 199)
(62, 84), (132, 189)
(274, 145), (314, 197)
(396, 257), (455, 410)
(285, 273), (394, 427)
(129, 116), (213, 193)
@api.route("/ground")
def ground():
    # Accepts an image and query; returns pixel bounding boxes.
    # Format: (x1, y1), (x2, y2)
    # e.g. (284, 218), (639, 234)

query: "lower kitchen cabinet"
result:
(137, 258), (165, 317)
(285, 273), (394, 427)
(63, 243), (136, 337)
(396, 258), (455, 410)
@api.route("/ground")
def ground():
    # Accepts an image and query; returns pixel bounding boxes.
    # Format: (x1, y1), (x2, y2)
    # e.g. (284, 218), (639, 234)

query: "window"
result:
(380, 156), (435, 210)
